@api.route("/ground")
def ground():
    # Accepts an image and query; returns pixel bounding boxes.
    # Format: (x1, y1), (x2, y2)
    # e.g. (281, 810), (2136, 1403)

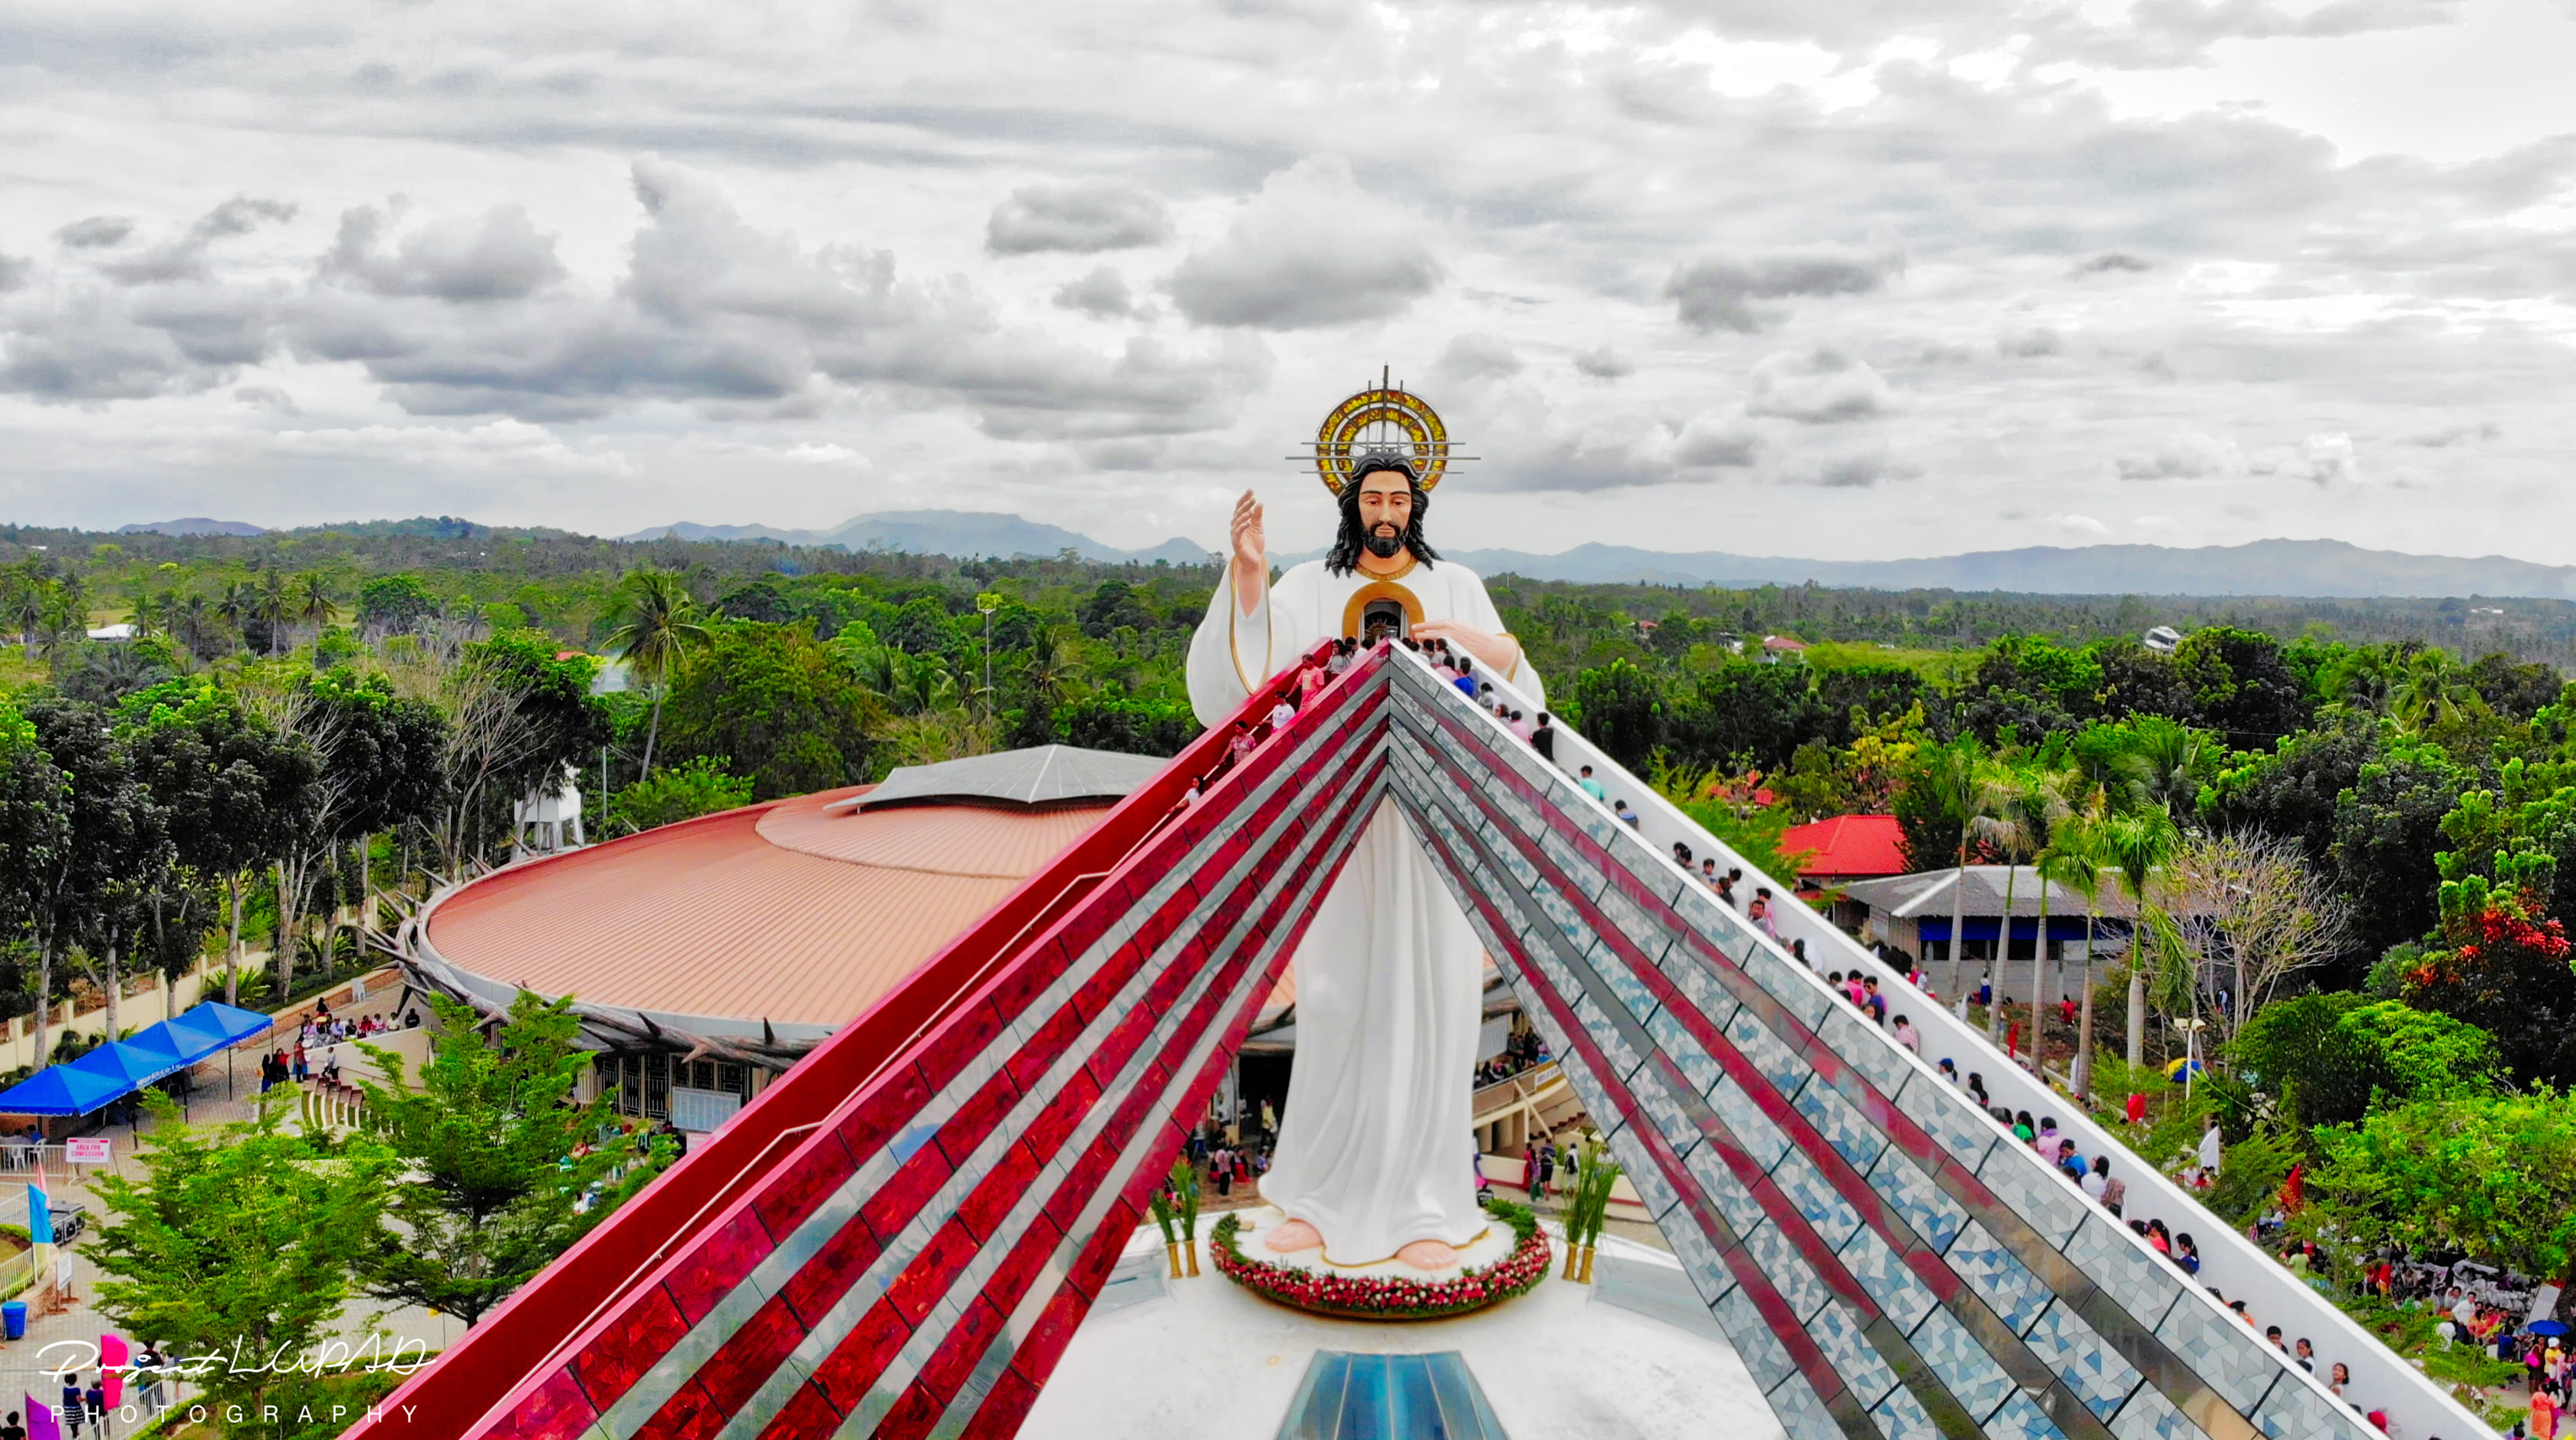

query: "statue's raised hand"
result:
(1230, 489), (1266, 617)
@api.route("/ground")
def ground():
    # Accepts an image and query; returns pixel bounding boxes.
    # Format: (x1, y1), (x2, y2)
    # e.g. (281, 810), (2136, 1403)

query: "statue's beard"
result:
(1365, 527), (1405, 558)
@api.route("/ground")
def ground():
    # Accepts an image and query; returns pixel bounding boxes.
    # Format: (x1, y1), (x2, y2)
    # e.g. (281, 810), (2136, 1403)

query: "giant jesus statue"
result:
(1186, 385), (1544, 1271)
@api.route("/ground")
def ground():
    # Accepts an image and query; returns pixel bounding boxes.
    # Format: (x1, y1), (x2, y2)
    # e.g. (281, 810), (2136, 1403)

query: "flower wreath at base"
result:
(1211, 1200), (1550, 1320)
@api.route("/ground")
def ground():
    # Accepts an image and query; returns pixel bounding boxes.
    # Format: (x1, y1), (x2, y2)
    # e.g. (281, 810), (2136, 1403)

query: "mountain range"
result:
(104, 511), (2576, 600)
(622, 511), (1213, 566)
(1426, 538), (2576, 600)
(117, 517), (268, 538)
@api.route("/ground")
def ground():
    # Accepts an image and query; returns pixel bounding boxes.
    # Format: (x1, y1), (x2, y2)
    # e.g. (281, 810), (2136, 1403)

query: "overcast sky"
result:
(6, 0), (2576, 561)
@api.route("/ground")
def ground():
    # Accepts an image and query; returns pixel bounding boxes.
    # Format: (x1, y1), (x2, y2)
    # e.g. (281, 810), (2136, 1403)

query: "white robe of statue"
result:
(1188, 554), (1546, 1265)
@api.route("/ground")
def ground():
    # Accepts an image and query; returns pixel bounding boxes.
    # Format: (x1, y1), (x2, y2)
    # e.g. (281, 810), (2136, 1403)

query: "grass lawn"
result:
(1802, 639), (1983, 685)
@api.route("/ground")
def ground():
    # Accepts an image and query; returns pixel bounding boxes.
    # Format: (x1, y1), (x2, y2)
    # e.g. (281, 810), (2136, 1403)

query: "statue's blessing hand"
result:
(1230, 489), (1265, 572)
(1228, 489), (1267, 620)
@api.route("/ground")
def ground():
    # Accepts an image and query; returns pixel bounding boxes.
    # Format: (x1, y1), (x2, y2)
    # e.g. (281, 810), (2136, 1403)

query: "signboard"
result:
(64, 1139), (109, 1165)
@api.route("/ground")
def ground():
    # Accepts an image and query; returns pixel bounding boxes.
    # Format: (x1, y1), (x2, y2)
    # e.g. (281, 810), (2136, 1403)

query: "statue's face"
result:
(1355, 471), (1413, 557)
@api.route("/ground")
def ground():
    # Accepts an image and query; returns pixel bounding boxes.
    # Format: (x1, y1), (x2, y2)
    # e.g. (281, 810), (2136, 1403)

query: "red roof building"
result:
(1779, 813), (1907, 889)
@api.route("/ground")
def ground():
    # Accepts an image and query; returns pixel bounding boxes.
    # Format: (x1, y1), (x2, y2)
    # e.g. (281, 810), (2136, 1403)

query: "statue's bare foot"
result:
(1396, 1238), (1459, 1271)
(1264, 1218), (1322, 1254)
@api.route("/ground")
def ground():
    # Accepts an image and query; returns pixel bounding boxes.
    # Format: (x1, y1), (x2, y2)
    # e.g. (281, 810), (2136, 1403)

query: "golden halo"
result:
(1313, 386), (1451, 495)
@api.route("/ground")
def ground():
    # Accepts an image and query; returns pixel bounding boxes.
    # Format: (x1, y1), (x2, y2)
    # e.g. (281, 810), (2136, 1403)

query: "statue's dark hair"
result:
(1324, 463), (1439, 577)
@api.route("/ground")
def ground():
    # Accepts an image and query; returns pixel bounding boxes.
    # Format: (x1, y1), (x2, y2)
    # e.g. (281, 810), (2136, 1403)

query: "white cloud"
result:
(1052, 265), (1136, 318)
(1666, 245), (1903, 334)
(1572, 345), (1634, 380)
(2304, 431), (2364, 486)
(2114, 433), (2243, 481)
(1745, 349), (1896, 423)
(987, 183), (1173, 256)
(1167, 156), (1443, 330)
(2057, 513), (2111, 537)
(0, 0), (2565, 555)
(271, 419), (632, 475)
(1433, 333), (1522, 383)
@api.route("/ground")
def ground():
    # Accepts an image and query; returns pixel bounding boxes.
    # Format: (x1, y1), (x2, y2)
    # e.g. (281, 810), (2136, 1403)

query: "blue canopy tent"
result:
(155, 1001), (274, 1102)
(0, 1065), (130, 1117)
(159, 1001), (271, 1057)
(0, 999), (275, 1123)
(113, 1024), (196, 1078)
(67, 1041), (180, 1090)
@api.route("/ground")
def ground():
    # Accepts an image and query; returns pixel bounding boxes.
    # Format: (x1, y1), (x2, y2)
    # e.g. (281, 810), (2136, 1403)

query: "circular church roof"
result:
(412, 747), (1176, 1057)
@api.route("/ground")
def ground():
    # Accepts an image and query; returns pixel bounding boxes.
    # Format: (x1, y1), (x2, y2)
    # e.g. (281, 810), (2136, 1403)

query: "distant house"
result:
(2143, 625), (2181, 654)
(1837, 865), (2137, 1001)
(84, 623), (136, 643)
(1760, 635), (1808, 664)
(1782, 814), (1908, 927)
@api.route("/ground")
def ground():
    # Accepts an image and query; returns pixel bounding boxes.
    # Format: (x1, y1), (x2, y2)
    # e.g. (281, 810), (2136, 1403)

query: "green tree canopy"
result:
(355, 573), (439, 634)
(356, 992), (664, 1327)
(2233, 991), (2498, 1132)
(662, 620), (883, 798)
(1566, 659), (1664, 772)
(2305, 1090), (2576, 1284)
(90, 1099), (399, 1430)
(604, 754), (755, 833)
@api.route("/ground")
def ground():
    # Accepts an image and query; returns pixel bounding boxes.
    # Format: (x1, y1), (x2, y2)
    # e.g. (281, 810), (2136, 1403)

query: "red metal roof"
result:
(1780, 813), (1907, 881)
(426, 787), (1116, 1031)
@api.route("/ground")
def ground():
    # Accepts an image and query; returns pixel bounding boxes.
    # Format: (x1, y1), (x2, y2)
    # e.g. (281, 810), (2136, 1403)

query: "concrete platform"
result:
(1022, 1222), (1786, 1440)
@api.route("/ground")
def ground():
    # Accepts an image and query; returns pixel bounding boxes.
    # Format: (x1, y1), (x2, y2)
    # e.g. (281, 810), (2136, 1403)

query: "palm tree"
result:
(34, 585), (84, 659)
(215, 578), (258, 650)
(3, 565), (46, 658)
(175, 593), (215, 658)
(2036, 788), (2109, 1093)
(2122, 715), (2210, 824)
(2098, 808), (2181, 1070)
(2013, 766), (2082, 1062)
(2323, 643), (2401, 717)
(1912, 736), (1999, 1002)
(603, 568), (710, 780)
(54, 571), (87, 634)
(1967, 759), (2058, 1040)
(254, 568), (293, 656)
(292, 572), (338, 643)
(2390, 647), (2483, 733)
(1020, 626), (1086, 715)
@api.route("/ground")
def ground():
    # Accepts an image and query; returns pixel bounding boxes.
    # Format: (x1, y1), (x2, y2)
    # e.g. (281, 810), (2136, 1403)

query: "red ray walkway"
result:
(350, 642), (2476, 1440)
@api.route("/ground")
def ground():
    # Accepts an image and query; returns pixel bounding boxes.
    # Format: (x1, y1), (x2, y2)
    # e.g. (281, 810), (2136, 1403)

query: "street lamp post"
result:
(2175, 1017), (2207, 1102)
(975, 592), (1001, 721)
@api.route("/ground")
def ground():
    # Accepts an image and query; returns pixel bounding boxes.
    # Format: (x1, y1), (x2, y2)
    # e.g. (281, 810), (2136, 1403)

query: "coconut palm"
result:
(175, 593), (215, 658)
(4, 565), (47, 658)
(2013, 766), (2083, 1060)
(1911, 735), (2002, 1001)
(2122, 715), (2211, 824)
(293, 571), (338, 642)
(215, 577), (258, 649)
(2322, 643), (2400, 717)
(1967, 760), (2051, 1039)
(254, 567), (293, 656)
(2390, 648), (2483, 733)
(2098, 808), (2181, 1070)
(603, 568), (711, 781)
(1020, 626), (1086, 715)
(2036, 789), (2110, 1093)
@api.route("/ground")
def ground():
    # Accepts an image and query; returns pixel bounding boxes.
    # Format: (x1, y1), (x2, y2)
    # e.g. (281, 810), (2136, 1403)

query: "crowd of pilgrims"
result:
(255, 995), (420, 1092)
